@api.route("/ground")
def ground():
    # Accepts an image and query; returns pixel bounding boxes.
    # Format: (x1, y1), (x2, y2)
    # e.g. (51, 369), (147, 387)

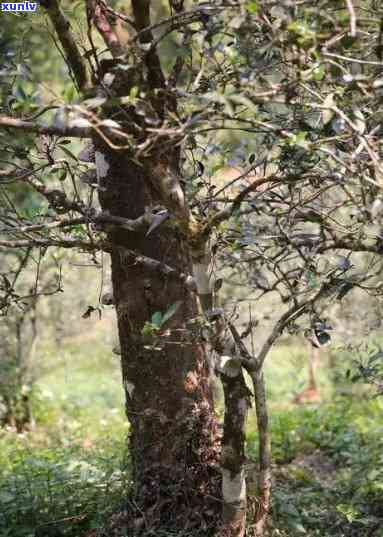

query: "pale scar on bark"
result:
(95, 151), (110, 180)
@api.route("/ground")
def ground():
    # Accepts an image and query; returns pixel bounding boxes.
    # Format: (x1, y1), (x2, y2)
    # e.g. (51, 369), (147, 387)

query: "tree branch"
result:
(86, 0), (124, 57)
(40, 0), (90, 92)
(17, 173), (86, 215)
(345, 0), (357, 37)
(0, 210), (169, 236)
(201, 174), (280, 238)
(250, 368), (271, 537)
(132, 4), (223, 43)
(0, 240), (194, 290)
(117, 246), (195, 290)
(0, 114), (133, 148)
(253, 285), (329, 373)
(131, 0), (165, 89)
(0, 115), (92, 138)
(0, 237), (106, 252)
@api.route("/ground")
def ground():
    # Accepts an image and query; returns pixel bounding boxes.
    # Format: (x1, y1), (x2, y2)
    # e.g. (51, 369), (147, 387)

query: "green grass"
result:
(1, 328), (383, 536)
(35, 334), (127, 444)
(247, 398), (383, 536)
(0, 330), (130, 537)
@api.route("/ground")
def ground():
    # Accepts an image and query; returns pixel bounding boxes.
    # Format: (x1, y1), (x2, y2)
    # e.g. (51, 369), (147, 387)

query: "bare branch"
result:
(131, 0), (165, 89)
(40, 0), (90, 92)
(0, 115), (91, 138)
(253, 284), (329, 373)
(132, 4), (223, 43)
(0, 237), (106, 252)
(117, 247), (195, 290)
(0, 210), (169, 236)
(0, 165), (48, 183)
(322, 51), (383, 66)
(345, 0), (357, 37)
(0, 217), (86, 235)
(86, 0), (124, 57)
(0, 240), (194, 290)
(0, 114), (133, 149)
(17, 174), (85, 215)
(97, 1), (136, 29)
(201, 174), (281, 238)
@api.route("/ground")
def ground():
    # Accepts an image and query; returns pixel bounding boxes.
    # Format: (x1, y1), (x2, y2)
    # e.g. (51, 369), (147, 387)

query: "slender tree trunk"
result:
(220, 368), (250, 537)
(308, 345), (320, 391)
(95, 142), (221, 531)
(294, 344), (321, 404)
(251, 370), (272, 536)
(193, 256), (250, 537)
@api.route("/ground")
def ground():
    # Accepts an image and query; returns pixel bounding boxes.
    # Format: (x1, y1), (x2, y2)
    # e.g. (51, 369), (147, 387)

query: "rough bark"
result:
(220, 367), (250, 537)
(94, 141), (221, 532)
(193, 255), (250, 537)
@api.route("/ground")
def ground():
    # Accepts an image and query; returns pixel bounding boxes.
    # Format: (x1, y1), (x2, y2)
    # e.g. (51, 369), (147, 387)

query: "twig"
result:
(345, 0), (357, 37)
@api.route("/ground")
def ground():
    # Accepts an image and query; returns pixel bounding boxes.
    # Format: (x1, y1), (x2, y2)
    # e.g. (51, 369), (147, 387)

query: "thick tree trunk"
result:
(95, 142), (221, 532)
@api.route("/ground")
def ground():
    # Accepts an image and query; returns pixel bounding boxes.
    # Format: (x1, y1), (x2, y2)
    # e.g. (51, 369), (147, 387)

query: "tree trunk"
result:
(251, 370), (271, 537)
(308, 344), (320, 391)
(192, 257), (250, 537)
(220, 368), (250, 537)
(95, 142), (221, 532)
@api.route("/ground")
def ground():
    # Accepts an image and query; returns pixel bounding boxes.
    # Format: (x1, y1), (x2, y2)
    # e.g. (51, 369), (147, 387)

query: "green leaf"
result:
(151, 311), (163, 328)
(142, 322), (157, 337)
(58, 169), (68, 182)
(336, 503), (360, 523)
(289, 131), (309, 149)
(312, 64), (325, 81)
(13, 83), (27, 102)
(175, 46), (191, 58)
(289, 521), (306, 534)
(60, 145), (78, 161)
(246, 1), (258, 14)
(161, 301), (182, 326)
(130, 86), (139, 99)
(63, 83), (77, 103)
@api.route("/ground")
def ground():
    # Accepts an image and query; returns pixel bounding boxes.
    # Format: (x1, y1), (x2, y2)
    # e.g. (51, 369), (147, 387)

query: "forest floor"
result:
(0, 326), (382, 537)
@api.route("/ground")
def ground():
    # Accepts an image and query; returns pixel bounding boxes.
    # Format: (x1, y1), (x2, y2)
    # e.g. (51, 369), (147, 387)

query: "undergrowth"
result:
(248, 397), (383, 536)
(0, 335), (382, 536)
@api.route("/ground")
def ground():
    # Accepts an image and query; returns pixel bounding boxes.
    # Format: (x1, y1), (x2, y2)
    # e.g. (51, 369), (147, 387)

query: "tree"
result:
(0, 251), (38, 431)
(0, 1), (383, 536)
